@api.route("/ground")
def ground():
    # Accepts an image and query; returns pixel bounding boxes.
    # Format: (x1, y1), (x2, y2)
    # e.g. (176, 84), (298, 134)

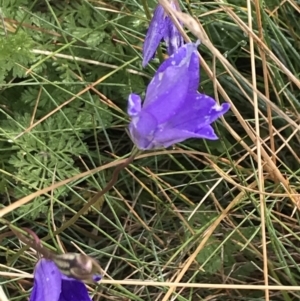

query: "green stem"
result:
(48, 148), (140, 237)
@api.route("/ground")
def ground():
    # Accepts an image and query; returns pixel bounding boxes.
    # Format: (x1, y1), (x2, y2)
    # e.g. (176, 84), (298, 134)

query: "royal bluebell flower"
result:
(29, 259), (98, 301)
(142, 0), (184, 67)
(128, 43), (230, 150)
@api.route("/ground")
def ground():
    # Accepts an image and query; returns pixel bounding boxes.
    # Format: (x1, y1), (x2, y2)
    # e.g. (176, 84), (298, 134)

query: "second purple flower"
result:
(29, 259), (97, 301)
(142, 0), (184, 67)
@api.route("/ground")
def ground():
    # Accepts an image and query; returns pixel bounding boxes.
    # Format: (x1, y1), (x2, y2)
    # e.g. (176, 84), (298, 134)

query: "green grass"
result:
(0, 0), (299, 300)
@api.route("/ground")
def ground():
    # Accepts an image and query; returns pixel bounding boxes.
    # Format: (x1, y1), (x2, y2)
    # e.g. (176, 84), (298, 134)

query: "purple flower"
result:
(128, 43), (230, 150)
(142, 0), (184, 67)
(29, 259), (96, 301)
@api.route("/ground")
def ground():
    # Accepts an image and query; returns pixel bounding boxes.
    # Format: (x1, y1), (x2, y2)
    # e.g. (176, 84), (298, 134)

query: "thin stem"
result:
(50, 148), (140, 236)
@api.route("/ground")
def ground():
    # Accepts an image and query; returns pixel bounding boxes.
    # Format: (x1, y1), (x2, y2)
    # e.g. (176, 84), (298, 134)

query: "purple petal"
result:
(142, 43), (198, 124)
(59, 280), (92, 301)
(92, 274), (102, 282)
(149, 93), (230, 147)
(187, 51), (199, 91)
(195, 125), (219, 139)
(163, 18), (184, 56)
(129, 110), (157, 150)
(142, 5), (168, 67)
(128, 93), (142, 117)
(151, 43), (197, 77)
(165, 93), (230, 131)
(145, 43), (198, 103)
(152, 125), (218, 148)
(29, 259), (61, 301)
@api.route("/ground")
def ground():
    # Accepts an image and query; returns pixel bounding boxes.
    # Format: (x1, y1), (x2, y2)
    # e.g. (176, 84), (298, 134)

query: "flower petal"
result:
(187, 51), (200, 91)
(142, 5), (167, 67)
(163, 17), (184, 56)
(148, 93), (230, 148)
(195, 125), (219, 139)
(59, 279), (92, 301)
(129, 110), (158, 150)
(142, 43), (198, 124)
(152, 125), (218, 148)
(128, 93), (142, 117)
(165, 92), (230, 131)
(150, 42), (197, 78)
(29, 259), (61, 301)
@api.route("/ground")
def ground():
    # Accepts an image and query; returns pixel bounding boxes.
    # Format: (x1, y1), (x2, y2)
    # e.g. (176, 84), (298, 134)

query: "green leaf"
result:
(0, 31), (35, 83)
